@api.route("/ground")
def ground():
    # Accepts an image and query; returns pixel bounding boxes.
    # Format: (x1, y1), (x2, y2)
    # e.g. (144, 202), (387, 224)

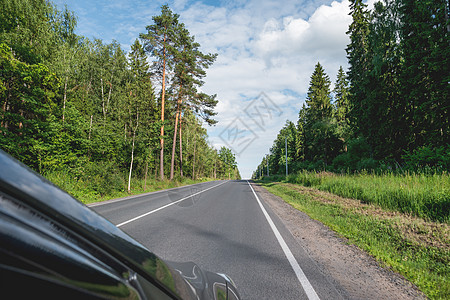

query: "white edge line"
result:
(88, 181), (216, 207)
(246, 180), (320, 300)
(116, 181), (229, 228)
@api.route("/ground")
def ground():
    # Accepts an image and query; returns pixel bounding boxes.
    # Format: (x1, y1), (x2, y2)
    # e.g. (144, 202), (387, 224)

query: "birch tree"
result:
(126, 39), (154, 192)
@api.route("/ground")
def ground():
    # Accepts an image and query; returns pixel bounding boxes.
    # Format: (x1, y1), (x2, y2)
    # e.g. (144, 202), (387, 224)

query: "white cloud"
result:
(175, 0), (353, 177)
(254, 0), (351, 69)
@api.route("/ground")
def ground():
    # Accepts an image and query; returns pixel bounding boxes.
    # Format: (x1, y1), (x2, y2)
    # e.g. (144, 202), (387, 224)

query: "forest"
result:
(0, 0), (240, 200)
(253, 0), (449, 177)
(252, 2), (449, 297)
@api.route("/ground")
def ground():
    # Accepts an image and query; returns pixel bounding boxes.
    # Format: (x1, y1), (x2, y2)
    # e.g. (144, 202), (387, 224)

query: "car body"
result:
(0, 150), (240, 299)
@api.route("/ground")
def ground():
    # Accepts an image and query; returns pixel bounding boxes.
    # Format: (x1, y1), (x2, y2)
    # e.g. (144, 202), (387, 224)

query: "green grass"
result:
(45, 171), (214, 204)
(281, 171), (450, 223)
(258, 180), (450, 299)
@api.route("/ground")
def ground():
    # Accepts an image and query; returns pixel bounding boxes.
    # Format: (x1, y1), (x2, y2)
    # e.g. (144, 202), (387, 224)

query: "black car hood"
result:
(0, 150), (239, 300)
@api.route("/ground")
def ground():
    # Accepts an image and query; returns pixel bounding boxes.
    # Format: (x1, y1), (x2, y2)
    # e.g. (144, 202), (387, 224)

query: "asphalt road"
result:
(91, 180), (347, 300)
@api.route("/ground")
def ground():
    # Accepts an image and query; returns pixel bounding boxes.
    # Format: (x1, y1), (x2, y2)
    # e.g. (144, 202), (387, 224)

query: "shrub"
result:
(83, 161), (124, 196)
(402, 145), (450, 172)
(357, 158), (379, 170)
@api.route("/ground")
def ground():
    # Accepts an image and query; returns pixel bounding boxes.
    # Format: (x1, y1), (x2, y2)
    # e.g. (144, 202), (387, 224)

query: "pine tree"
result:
(169, 24), (217, 180)
(140, 4), (180, 180)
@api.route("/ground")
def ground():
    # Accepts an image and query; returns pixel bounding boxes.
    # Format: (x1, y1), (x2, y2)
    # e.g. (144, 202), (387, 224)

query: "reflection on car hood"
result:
(167, 261), (240, 300)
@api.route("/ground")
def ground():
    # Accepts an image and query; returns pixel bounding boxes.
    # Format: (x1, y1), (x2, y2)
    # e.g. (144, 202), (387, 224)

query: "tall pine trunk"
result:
(179, 113), (183, 177)
(160, 34), (166, 181)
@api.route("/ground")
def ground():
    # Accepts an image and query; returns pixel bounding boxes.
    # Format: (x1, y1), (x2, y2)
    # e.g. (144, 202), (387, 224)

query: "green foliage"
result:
(1, 2), (235, 198)
(306, 119), (343, 165)
(80, 161), (125, 196)
(0, 0), (55, 63)
(45, 168), (214, 204)
(217, 146), (238, 179)
(140, 4), (180, 74)
(345, 0), (449, 161)
(255, 63), (345, 179)
(332, 137), (374, 172)
(0, 42), (61, 171)
(402, 146), (450, 171)
(400, 0), (450, 150)
(302, 63), (344, 165)
(260, 120), (299, 177)
(346, 0), (370, 134)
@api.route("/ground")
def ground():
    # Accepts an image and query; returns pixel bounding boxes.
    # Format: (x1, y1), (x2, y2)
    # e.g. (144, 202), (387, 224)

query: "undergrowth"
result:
(45, 170), (213, 204)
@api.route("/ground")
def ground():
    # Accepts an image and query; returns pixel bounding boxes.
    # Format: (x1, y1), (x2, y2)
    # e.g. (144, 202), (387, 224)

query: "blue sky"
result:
(53, 0), (374, 178)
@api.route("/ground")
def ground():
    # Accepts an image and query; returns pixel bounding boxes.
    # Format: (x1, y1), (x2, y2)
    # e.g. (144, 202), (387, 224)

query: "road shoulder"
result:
(250, 182), (425, 300)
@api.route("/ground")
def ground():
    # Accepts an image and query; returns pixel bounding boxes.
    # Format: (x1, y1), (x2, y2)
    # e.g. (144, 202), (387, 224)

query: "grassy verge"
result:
(45, 171), (214, 204)
(257, 179), (449, 299)
(284, 171), (449, 223)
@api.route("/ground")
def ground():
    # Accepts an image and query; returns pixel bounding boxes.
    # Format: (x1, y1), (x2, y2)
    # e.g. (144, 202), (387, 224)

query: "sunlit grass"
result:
(258, 181), (449, 299)
(278, 171), (449, 223)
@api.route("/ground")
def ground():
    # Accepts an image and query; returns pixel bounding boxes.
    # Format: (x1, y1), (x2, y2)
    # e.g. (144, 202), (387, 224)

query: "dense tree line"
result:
(1, 0), (240, 195)
(254, 0), (449, 177)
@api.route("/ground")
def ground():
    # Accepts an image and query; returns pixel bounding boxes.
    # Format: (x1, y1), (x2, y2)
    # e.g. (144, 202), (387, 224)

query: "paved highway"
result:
(91, 180), (347, 300)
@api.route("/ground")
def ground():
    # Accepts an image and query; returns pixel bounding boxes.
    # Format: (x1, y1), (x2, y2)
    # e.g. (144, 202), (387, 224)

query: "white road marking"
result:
(116, 181), (229, 227)
(247, 180), (320, 300)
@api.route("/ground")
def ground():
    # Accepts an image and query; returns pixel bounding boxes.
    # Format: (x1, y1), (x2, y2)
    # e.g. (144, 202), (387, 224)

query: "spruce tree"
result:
(304, 63), (342, 164)
(305, 62), (333, 123)
(346, 0), (371, 138)
(400, 0), (450, 150)
(365, 0), (407, 160)
(333, 66), (350, 143)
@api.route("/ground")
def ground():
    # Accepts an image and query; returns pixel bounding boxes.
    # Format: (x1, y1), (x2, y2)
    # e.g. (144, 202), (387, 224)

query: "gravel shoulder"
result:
(251, 182), (426, 300)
